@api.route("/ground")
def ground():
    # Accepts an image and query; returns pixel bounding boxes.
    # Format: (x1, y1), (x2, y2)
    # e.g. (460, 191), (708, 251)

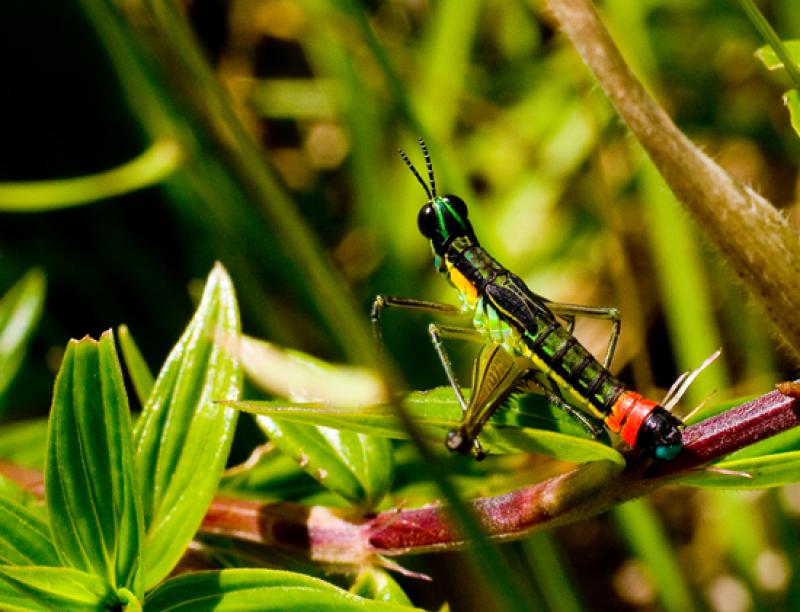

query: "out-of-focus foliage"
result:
(1, 0), (800, 610)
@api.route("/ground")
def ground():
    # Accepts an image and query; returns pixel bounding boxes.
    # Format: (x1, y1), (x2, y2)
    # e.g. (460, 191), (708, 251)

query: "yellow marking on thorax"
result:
(446, 261), (479, 304)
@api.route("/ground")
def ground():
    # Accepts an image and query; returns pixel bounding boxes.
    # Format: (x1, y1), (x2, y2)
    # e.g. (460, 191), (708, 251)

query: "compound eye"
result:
(417, 203), (439, 238)
(443, 194), (468, 220)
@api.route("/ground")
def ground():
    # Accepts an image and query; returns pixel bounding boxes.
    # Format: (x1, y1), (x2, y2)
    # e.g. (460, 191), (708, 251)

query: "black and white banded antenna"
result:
(418, 137), (437, 198)
(398, 139), (436, 200)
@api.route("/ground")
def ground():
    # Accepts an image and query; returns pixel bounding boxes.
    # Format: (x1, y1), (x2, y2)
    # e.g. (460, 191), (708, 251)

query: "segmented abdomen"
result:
(520, 320), (625, 418)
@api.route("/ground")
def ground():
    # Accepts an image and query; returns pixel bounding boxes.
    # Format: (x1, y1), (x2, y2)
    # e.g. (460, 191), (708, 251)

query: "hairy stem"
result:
(545, 0), (800, 358)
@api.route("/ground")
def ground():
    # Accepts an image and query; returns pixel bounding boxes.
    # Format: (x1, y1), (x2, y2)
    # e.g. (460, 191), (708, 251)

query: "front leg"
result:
(371, 295), (461, 348)
(427, 323), (485, 414)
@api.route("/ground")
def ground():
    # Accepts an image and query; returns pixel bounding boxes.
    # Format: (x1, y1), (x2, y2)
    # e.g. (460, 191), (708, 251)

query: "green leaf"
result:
(220, 444), (320, 501)
(45, 331), (143, 595)
(0, 577), (48, 611)
(256, 417), (394, 509)
(755, 40), (800, 70)
(224, 335), (394, 509)
(232, 335), (387, 407)
(721, 418), (800, 462)
(0, 419), (48, 469)
(0, 566), (116, 611)
(117, 325), (155, 408)
(0, 475), (41, 511)
(145, 569), (417, 611)
(0, 269), (46, 410)
(350, 568), (412, 606)
(784, 88), (800, 137)
(671, 450), (800, 489)
(133, 263), (241, 589)
(0, 495), (58, 566)
(230, 387), (624, 466)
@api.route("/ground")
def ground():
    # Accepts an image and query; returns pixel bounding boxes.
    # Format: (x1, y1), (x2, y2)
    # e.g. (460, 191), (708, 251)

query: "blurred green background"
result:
(2, 0), (800, 610)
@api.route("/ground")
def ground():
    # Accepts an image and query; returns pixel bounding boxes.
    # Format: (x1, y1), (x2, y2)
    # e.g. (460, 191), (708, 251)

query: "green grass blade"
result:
(0, 269), (46, 412)
(521, 533), (583, 612)
(0, 495), (58, 567)
(133, 263), (241, 589)
(740, 1), (800, 86)
(612, 501), (696, 612)
(415, 0), (482, 138)
(0, 566), (117, 611)
(117, 325), (155, 408)
(639, 158), (730, 401)
(84, 0), (377, 366)
(45, 331), (143, 595)
(144, 569), (418, 611)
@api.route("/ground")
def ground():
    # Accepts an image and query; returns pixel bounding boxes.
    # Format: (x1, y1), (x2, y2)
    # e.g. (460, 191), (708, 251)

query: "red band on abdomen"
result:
(607, 392), (658, 447)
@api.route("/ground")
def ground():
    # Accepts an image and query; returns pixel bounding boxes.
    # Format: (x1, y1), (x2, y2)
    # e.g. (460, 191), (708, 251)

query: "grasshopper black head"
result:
(399, 139), (478, 257)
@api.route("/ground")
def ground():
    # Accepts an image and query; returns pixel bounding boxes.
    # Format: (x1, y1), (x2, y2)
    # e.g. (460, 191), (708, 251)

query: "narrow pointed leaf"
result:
(232, 335), (387, 408)
(755, 40), (800, 70)
(117, 325), (155, 408)
(0, 269), (46, 410)
(672, 450), (800, 489)
(230, 387), (624, 466)
(0, 495), (58, 566)
(45, 331), (143, 595)
(256, 417), (394, 508)
(784, 88), (800, 138)
(145, 569), (417, 611)
(134, 263), (241, 589)
(0, 566), (116, 611)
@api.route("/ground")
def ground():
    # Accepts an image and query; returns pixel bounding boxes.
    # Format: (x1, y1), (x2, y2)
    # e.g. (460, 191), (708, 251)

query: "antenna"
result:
(418, 137), (437, 197)
(398, 146), (432, 200)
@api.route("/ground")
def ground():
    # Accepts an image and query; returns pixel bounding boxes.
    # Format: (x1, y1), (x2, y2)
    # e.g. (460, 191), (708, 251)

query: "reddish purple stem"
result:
(2, 386), (798, 569)
(201, 386), (800, 565)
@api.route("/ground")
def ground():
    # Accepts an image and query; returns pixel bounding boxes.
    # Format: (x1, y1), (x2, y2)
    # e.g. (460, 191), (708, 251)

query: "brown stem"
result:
(545, 0), (800, 358)
(1, 386), (798, 569)
(192, 386), (800, 564)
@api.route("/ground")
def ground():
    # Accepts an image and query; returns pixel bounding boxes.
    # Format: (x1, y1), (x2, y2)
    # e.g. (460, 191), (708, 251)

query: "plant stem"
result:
(545, 0), (800, 359)
(194, 385), (800, 562)
(6, 385), (797, 567)
(737, 0), (800, 88)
